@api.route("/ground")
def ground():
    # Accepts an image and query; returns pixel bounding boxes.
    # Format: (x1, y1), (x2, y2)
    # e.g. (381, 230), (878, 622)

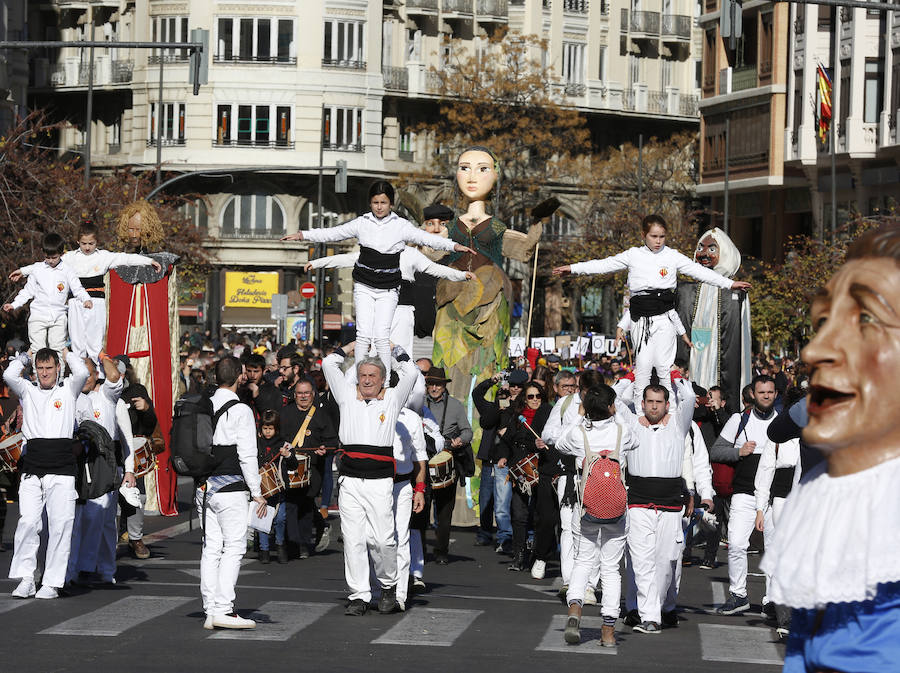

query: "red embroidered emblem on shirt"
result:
(659, 268), (668, 277)
(379, 413), (385, 423)
(57, 283), (65, 292)
(54, 400), (62, 409)
(94, 410), (101, 419)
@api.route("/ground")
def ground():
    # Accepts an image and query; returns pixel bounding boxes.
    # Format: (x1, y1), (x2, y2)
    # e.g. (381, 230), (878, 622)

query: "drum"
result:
(286, 453), (310, 489)
(259, 461), (285, 498)
(428, 451), (455, 489)
(0, 433), (24, 473)
(132, 438), (156, 478)
(509, 453), (540, 494)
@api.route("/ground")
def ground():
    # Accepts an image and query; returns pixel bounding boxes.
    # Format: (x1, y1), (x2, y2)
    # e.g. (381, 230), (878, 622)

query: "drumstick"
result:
(293, 446), (338, 453)
(517, 415), (542, 441)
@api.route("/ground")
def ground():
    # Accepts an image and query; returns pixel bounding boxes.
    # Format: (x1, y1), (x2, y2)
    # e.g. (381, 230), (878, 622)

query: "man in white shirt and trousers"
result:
(199, 356), (267, 630)
(322, 341), (419, 616)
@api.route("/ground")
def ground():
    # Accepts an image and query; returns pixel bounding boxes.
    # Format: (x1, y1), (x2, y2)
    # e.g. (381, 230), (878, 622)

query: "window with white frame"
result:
(214, 104), (293, 147)
(398, 115), (414, 159)
(629, 53), (640, 86)
(322, 106), (364, 151)
(220, 195), (285, 238)
(323, 20), (365, 68)
(563, 42), (586, 91)
(108, 115), (121, 153)
(150, 16), (190, 62)
(148, 102), (186, 146)
(661, 58), (672, 90)
(216, 17), (295, 63)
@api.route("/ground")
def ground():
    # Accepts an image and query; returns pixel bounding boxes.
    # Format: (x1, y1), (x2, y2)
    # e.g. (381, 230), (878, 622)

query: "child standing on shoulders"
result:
(553, 215), (750, 402)
(3, 233), (94, 358)
(257, 410), (295, 565)
(282, 181), (474, 378)
(10, 220), (161, 364)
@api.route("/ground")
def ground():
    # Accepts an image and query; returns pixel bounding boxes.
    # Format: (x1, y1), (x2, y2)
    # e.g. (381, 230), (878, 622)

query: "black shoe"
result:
(507, 551), (526, 571)
(699, 557), (717, 570)
(345, 599), (368, 616)
(633, 621), (661, 634)
(378, 585), (399, 614)
(717, 592), (750, 615)
(661, 610), (679, 628)
(298, 548), (311, 560)
(259, 549), (271, 564)
(277, 545), (288, 564)
(435, 553), (449, 566)
(762, 602), (776, 620)
(474, 537), (493, 546)
(622, 609), (641, 627)
(495, 541), (512, 555)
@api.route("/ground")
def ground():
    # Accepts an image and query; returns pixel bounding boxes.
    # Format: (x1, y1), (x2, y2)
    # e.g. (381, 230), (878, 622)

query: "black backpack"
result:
(75, 420), (119, 501)
(170, 393), (238, 478)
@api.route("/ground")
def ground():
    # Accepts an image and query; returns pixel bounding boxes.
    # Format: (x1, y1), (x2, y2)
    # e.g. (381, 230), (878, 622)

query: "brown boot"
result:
(130, 539), (150, 559)
(564, 603), (582, 644)
(601, 624), (617, 648)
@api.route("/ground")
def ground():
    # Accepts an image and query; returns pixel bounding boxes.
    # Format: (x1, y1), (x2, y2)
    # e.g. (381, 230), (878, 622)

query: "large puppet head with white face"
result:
(456, 147), (499, 203)
(694, 227), (741, 279)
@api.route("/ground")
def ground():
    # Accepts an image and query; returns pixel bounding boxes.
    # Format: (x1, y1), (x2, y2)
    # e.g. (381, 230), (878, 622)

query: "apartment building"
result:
(698, 0), (899, 262)
(26, 0), (704, 334)
(0, 0), (28, 132)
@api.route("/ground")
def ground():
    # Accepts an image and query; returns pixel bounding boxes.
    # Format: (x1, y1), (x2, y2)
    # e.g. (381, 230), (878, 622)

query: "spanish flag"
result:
(817, 63), (833, 144)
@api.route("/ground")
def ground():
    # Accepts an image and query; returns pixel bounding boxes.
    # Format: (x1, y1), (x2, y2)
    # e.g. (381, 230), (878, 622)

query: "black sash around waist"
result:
(626, 474), (683, 509)
(630, 289), (676, 319)
(398, 280), (415, 306)
(353, 246), (402, 289)
(23, 437), (80, 477)
(394, 470), (414, 484)
(732, 453), (762, 495)
(209, 443), (247, 491)
(771, 466), (795, 499)
(340, 443), (395, 479)
(79, 274), (106, 298)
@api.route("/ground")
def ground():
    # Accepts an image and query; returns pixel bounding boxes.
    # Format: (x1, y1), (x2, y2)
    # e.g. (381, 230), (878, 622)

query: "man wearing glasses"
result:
(280, 378), (338, 559)
(276, 354), (303, 406)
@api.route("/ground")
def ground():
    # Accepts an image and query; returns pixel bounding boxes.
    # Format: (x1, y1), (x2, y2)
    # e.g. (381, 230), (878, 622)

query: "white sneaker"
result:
(530, 559), (546, 580)
(203, 615), (215, 630)
(584, 586), (598, 605)
(212, 613), (256, 629)
(35, 585), (59, 600)
(12, 579), (36, 599)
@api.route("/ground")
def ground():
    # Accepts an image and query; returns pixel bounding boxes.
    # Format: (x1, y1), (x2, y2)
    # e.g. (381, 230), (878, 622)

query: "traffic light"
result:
(335, 160), (347, 193)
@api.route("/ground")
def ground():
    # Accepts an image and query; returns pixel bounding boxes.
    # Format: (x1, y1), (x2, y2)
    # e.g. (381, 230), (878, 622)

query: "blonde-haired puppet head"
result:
(117, 200), (164, 252)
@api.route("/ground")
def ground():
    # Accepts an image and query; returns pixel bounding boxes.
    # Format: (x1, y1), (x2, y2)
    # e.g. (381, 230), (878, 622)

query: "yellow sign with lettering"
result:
(224, 271), (279, 307)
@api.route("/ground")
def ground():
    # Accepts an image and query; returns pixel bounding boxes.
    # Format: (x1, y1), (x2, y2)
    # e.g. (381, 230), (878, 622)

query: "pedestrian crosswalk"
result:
(207, 601), (333, 642)
(39, 596), (194, 636)
(373, 607), (483, 647)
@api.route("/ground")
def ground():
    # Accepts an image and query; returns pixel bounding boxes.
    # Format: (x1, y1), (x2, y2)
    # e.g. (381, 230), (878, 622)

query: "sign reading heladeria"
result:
(224, 271), (279, 308)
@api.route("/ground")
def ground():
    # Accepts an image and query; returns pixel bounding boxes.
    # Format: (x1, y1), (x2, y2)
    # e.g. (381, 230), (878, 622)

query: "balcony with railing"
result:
(443, 0), (474, 17)
(383, 66), (408, 91)
(147, 138), (187, 148)
(563, 0), (589, 13)
(212, 138), (295, 149)
(679, 94), (699, 116)
(732, 65), (758, 92)
(322, 140), (364, 152)
(565, 82), (587, 96)
(406, 0), (440, 14)
(477, 0), (509, 21)
(213, 55), (297, 65)
(322, 58), (367, 70)
(147, 53), (190, 65)
(661, 14), (691, 41)
(111, 59), (133, 83)
(107, 143), (121, 155)
(219, 228), (287, 240)
(626, 10), (660, 37)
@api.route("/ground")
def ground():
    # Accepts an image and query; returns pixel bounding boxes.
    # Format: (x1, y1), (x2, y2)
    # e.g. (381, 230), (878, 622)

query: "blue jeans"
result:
(479, 464), (511, 545)
(258, 500), (286, 550)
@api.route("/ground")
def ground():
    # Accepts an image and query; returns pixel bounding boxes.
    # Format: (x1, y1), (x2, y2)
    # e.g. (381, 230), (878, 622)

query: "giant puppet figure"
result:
(106, 201), (180, 516)
(675, 227), (751, 405)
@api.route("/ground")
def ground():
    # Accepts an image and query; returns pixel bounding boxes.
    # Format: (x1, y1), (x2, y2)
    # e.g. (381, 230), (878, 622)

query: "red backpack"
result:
(579, 424), (627, 524)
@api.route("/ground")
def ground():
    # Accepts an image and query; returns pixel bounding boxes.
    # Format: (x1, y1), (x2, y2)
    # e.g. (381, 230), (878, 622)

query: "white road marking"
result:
(373, 607), (483, 646)
(0, 597), (32, 615)
(141, 520), (194, 544)
(178, 568), (264, 578)
(536, 615), (617, 655)
(208, 601), (333, 641)
(711, 579), (726, 607)
(699, 624), (783, 665)
(39, 595), (193, 636)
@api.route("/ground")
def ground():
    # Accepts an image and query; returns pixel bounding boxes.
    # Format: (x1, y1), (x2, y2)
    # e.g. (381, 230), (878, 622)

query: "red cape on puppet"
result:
(106, 269), (178, 516)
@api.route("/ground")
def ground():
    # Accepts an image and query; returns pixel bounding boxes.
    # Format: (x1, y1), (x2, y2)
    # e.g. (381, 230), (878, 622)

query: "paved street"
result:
(1, 491), (785, 673)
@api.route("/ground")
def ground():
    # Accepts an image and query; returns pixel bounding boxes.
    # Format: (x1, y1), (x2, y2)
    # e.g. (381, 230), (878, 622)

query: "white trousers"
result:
(567, 515), (627, 619)
(626, 507), (683, 624)
(10, 474), (76, 588)
(353, 284), (399, 377)
(27, 314), (67, 354)
(630, 315), (676, 403)
(196, 489), (249, 617)
(761, 496), (785, 604)
(68, 297), (106, 361)
(409, 529), (424, 580)
(390, 304), (415, 361)
(339, 476), (397, 601)
(370, 481), (413, 605)
(727, 492), (774, 599)
(556, 476), (600, 588)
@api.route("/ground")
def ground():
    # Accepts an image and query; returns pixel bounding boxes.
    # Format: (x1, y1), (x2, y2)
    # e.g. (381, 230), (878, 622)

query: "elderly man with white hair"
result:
(322, 340), (419, 616)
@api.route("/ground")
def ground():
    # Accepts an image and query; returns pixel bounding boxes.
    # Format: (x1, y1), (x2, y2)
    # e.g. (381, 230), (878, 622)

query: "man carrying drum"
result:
(423, 367), (472, 566)
(280, 378), (338, 560)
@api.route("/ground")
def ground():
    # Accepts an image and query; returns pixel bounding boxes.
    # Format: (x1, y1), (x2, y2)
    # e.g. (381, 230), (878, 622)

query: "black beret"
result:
(422, 204), (455, 221)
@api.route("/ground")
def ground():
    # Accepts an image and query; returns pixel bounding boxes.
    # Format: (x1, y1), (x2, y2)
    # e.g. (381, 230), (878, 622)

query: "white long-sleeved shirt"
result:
(308, 246), (469, 283)
(717, 410), (774, 457)
(555, 415), (635, 471)
(394, 408), (429, 476)
(10, 261), (92, 321)
(300, 212), (458, 256)
(614, 377), (696, 478)
(322, 350), (419, 448)
(754, 438), (801, 511)
(4, 352), (89, 440)
(570, 245), (734, 295)
(76, 376), (125, 437)
(541, 392), (582, 445)
(115, 398), (136, 474)
(683, 421), (714, 501)
(210, 387), (262, 498)
(21, 249), (154, 282)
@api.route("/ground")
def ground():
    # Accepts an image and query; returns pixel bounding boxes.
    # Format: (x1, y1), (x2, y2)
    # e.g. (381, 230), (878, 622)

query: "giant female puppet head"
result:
(117, 200), (165, 253)
(456, 146), (499, 204)
(694, 227), (741, 279)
